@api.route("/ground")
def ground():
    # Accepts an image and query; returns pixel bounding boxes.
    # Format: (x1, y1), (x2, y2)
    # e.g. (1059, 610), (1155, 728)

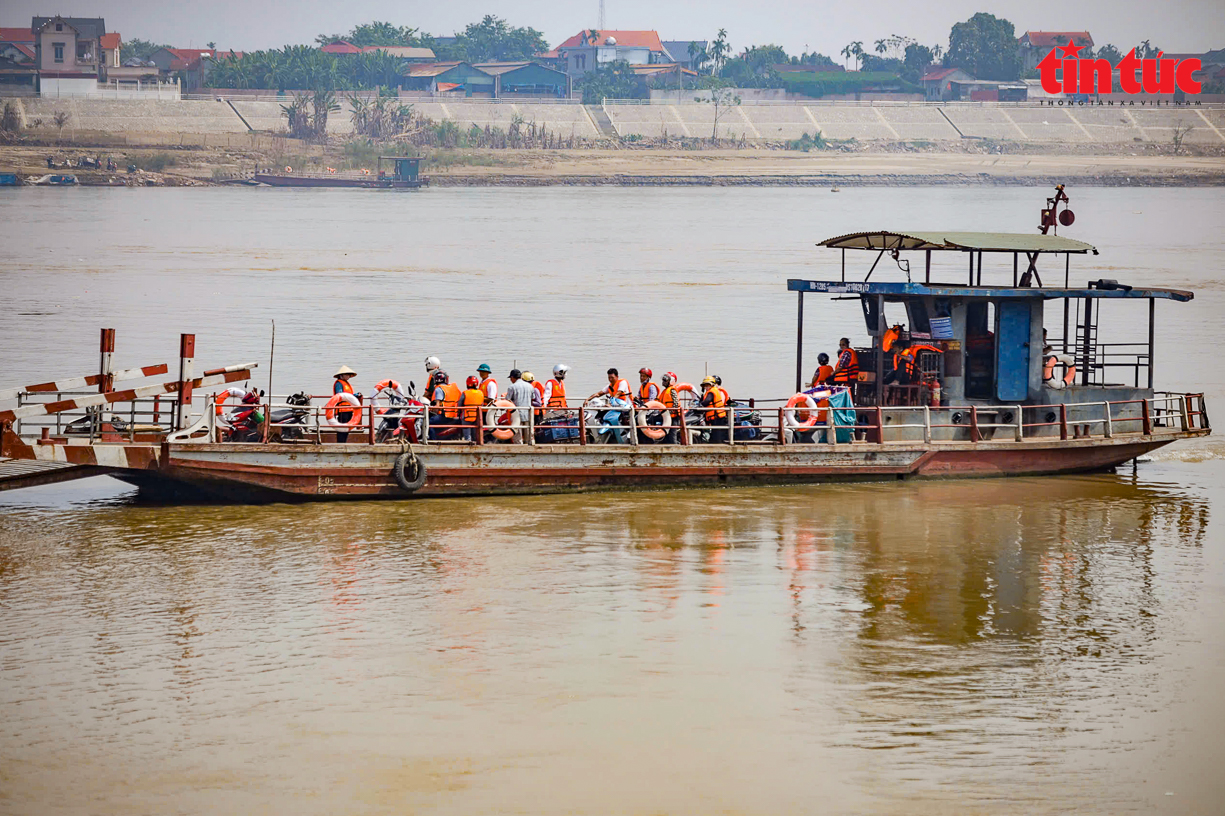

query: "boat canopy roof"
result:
(819, 231), (1097, 254)
(786, 279), (1192, 302)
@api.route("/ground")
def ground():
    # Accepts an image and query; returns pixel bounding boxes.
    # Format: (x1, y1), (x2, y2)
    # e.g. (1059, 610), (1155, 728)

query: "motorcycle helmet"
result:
(639, 367), (652, 378)
(434, 371), (448, 385)
(663, 371), (677, 386)
(425, 356), (441, 372)
(553, 364), (569, 376)
(466, 375), (479, 389)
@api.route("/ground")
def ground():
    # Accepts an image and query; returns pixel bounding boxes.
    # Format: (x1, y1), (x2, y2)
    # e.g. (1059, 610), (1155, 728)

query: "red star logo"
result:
(1060, 39), (1083, 59)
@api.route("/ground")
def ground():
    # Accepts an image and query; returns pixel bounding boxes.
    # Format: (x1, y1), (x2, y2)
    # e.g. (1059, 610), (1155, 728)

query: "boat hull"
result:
(253, 173), (427, 189)
(155, 435), (1182, 501)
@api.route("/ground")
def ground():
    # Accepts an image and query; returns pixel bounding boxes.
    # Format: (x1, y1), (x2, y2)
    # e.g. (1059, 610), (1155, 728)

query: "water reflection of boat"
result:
(0, 187), (1211, 502)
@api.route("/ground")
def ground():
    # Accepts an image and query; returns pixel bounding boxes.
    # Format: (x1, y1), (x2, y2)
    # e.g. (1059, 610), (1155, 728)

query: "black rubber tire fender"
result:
(393, 452), (427, 492)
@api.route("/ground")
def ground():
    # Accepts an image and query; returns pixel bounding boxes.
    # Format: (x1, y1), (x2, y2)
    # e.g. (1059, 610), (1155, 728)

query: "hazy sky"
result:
(6, 0), (1223, 56)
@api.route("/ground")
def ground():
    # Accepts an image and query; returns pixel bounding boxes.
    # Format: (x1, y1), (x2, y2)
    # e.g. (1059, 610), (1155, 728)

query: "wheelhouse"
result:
(791, 230), (1191, 415)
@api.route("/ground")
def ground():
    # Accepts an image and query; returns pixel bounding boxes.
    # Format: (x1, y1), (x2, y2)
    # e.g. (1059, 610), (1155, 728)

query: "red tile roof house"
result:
(148, 47), (215, 91)
(554, 29), (671, 77)
(1018, 31), (1093, 72)
(32, 15), (116, 96)
(921, 67), (974, 101)
(0, 27), (37, 94)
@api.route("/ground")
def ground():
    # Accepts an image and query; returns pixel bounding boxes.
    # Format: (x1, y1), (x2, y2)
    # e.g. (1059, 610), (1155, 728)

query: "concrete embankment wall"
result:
(5, 96), (1224, 146)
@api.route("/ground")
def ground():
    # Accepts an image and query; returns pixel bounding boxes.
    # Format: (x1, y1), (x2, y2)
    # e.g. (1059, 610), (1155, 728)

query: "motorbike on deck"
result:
(374, 381), (426, 443)
(268, 392), (312, 442)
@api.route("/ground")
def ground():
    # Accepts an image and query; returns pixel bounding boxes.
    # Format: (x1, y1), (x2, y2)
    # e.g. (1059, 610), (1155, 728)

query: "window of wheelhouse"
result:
(965, 300), (996, 399)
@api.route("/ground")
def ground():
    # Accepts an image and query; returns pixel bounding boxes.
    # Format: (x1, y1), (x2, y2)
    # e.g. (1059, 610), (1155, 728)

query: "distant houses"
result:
(401, 60), (570, 98)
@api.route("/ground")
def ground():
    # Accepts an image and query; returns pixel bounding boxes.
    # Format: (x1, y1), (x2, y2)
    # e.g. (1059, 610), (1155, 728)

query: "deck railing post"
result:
(1014, 405), (1023, 441)
(969, 405), (980, 443)
(827, 402), (837, 446)
(1180, 396), (1190, 432)
(728, 405), (735, 446)
(578, 405), (586, 445)
(875, 406), (884, 444)
(262, 400), (271, 443)
(423, 406), (430, 443)
(1141, 399), (1152, 435)
(1059, 404), (1068, 441)
(475, 403), (484, 445)
(1103, 402), (1113, 438)
(368, 401), (376, 445)
(923, 405), (932, 444)
(528, 402), (535, 445)
(777, 407), (785, 445)
(678, 405), (689, 445)
(629, 404), (638, 446)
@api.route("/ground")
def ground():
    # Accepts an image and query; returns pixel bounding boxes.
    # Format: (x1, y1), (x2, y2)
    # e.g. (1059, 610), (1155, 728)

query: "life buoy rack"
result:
(636, 400), (671, 441)
(323, 392), (361, 427)
(784, 393), (820, 429)
(486, 399), (520, 441)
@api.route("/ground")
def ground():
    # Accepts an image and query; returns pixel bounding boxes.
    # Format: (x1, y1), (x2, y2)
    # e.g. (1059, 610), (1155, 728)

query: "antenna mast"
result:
(599, 0), (605, 30)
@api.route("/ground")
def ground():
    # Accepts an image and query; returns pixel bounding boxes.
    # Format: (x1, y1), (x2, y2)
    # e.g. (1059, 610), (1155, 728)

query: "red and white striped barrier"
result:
(0, 364), (257, 423)
(0, 364), (170, 403)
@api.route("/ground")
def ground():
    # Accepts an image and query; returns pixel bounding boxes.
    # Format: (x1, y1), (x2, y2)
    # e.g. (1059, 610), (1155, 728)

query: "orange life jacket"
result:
(437, 382), (461, 419)
(659, 385), (678, 409)
(639, 381), (658, 401)
(607, 378), (630, 399)
(480, 377), (497, 400)
(882, 325), (903, 352)
(812, 365), (834, 387)
(531, 380), (546, 417)
(703, 387), (728, 422)
(546, 379), (566, 408)
(834, 349), (859, 383)
(460, 387), (485, 423)
(893, 349), (916, 380)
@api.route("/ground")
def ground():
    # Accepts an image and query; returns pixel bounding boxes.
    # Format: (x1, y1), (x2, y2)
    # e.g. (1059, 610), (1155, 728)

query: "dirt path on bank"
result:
(2, 142), (1223, 186)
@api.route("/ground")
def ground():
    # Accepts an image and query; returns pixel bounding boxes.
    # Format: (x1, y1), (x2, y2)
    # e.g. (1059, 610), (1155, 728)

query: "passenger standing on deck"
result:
(523, 372), (545, 420)
(477, 363), (498, 401)
(811, 353), (834, 387)
(699, 376), (729, 443)
(637, 368), (659, 403)
(424, 356), (444, 400)
(332, 366), (358, 443)
(505, 369), (534, 444)
(429, 371), (460, 440)
(832, 338), (859, 388)
(459, 375), (485, 442)
(658, 371), (681, 444)
(543, 364), (569, 416)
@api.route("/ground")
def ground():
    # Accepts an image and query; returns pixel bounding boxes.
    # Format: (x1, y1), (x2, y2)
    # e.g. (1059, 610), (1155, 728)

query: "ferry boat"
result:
(0, 189), (1209, 501)
(254, 156), (428, 189)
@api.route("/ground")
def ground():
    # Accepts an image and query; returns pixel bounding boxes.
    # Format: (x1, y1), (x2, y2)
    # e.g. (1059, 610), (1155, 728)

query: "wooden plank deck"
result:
(0, 458), (100, 491)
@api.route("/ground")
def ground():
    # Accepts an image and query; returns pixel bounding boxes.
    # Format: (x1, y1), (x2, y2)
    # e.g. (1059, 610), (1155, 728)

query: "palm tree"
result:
(709, 28), (729, 76)
(851, 41), (864, 70)
(874, 39), (887, 55)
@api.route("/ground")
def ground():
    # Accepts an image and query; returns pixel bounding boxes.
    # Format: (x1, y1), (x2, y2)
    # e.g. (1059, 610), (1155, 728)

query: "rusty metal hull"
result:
(155, 436), (1183, 501)
(253, 173), (427, 189)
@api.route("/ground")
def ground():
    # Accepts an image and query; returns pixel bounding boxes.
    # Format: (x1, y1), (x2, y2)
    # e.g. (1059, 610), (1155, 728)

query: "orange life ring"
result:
(785, 393), (820, 429)
(361, 168), (371, 175)
(637, 399), (671, 440)
(324, 392), (361, 427)
(285, 165), (292, 173)
(372, 379), (403, 414)
(674, 382), (698, 397)
(486, 399), (519, 441)
(327, 167), (336, 174)
(214, 387), (247, 417)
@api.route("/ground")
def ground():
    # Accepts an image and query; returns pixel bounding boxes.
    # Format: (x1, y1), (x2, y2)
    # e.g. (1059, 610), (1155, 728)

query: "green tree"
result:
(741, 44), (788, 72)
(578, 60), (643, 103)
(451, 15), (548, 62)
(699, 87), (741, 141)
(316, 21), (423, 47)
(901, 42), (936, 81)
(841, 41), (865, 70)
(947, 12), (1021, 80)
(709, 29), (730, 76)
(1136, 40), (1162, 59)
(688, 41), (710, 73)
(1096, 43), (1123, 63)
(123, 38), (169, 62)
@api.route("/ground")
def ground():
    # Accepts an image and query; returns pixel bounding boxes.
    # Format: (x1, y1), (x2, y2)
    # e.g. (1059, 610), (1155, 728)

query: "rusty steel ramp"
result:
(0, 458), (101, 492)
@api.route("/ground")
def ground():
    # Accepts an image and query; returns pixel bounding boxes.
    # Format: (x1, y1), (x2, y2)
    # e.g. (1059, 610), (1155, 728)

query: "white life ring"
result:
(324, 392), (361, 427)
(486, 399), (520, 441)
(213, 386), (249, 422)
(372, 379), (405, 414)
(636, 399), (671, 440)
(284, 165), (292, 173)
(784, 393), (820, 429)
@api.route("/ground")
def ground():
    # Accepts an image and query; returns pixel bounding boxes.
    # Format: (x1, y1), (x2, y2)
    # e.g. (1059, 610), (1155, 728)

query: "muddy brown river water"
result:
(1, 186), (1224, 814)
